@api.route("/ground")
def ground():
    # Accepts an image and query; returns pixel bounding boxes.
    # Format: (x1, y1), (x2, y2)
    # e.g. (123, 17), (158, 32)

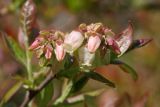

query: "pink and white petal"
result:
(64, 31), (84, 53)
(115, 23), (133, 56)
(87, 36), (101, 53)
(55, 43), (66, 61)
(106, 37), (121, 54)
(45, 49), (52, 59)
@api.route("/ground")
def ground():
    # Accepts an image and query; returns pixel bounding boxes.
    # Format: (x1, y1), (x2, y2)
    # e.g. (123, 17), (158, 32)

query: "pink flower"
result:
(54, 43), (66, 61)
(45, 45), (53, 59)
(106, 37), (121, 54)
(64, 31), (84, 53)
(87, 36), (101, 53)
(29, 37), (44, 50)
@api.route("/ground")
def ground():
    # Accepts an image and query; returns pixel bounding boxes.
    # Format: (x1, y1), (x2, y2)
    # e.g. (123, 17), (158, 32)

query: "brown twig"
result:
(20, 71), (55, 107)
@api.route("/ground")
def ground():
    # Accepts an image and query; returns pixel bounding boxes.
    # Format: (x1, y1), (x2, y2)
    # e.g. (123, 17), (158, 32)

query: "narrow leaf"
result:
(21, 0), (36, 35)
(36, 80), (54, 107)
(111, 60), (138, 80)
(53, 80), (73, 106)
(1, 81), (23, 104)
(85, 71), (115, 87)
(71, 75), (89, 93)
(2, 32), (26, 66)
(92, 51), (103, 67)
(57, 67), (80, 78)
(127, 38), (152, 52)
(67, 88), (105, 104)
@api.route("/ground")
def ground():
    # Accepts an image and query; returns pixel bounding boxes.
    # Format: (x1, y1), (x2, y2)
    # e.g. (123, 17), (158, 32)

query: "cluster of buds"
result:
(29, 30), (66, 61)
(79, 23), (121, 54)
(29, 22), (133, 67)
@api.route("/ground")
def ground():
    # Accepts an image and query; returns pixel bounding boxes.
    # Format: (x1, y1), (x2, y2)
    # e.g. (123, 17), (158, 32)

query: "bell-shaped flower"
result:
(64, 31), (84, 54)
(45, 45), (53, 59)
(78, 46), (95, 67)
(54, 43), (66, 61)
(29, 37), (44, 50)
(87, 35), (101, 53)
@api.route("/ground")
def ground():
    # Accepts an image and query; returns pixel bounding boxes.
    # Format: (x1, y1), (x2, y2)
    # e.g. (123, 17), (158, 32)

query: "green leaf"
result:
(111, 60), (138, 80)
(84, 95), (97, 107)
(85, 71), (115, 87)
(39, 57), (48, 67)
(64, 54), (75, 69)
(67, 88), (105, 105)
(110, 50), (118, 61)
(57, 67), (80, 78)
(71, 74), (89, 93)
(92, 51), (103, 67)
(93, 50), (118, 67)
(53, 80), (73, 106)
(36, 80), (54, 107)
(0, 81), (23, 105)
(2, 32), (26, 66)
(102, 49), (110, 65)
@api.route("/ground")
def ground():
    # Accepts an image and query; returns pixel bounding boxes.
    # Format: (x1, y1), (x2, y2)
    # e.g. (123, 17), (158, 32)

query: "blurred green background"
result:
(0, 0), (160, 107)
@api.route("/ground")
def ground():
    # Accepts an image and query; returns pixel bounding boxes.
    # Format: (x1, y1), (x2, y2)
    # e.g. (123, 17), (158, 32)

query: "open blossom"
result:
(54, 42), (66, 61)
(87, 35), (101, 53)
(78, 46), (95, 66)
(81, 23), (104, 53)
(64, 31), (84, 54)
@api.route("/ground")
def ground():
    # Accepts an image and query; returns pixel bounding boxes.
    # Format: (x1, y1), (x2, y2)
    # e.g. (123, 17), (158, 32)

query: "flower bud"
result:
(45, 45), (53, 59)
(54, 43), (66, 61)
(64, 31), (84, 53)
(29, 37), (44, 50)
(45, 49), (52, 59)
(87, 36), (101, 53)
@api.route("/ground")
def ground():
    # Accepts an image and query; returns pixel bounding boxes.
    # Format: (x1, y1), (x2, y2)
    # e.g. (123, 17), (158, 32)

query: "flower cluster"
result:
(29, 30), (66, 61)
(29, 23), (133, 67)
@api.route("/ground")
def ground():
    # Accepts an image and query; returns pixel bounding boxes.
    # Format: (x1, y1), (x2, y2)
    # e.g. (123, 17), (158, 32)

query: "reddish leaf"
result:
(106, 37), (121, 54)
(127, 38), (152, 52)
(115, 23), (133, 56)
(21, 0), (36, 35)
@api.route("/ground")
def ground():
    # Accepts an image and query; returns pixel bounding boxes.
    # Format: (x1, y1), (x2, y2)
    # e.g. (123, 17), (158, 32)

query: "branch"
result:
(20, 71), (55, 107)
